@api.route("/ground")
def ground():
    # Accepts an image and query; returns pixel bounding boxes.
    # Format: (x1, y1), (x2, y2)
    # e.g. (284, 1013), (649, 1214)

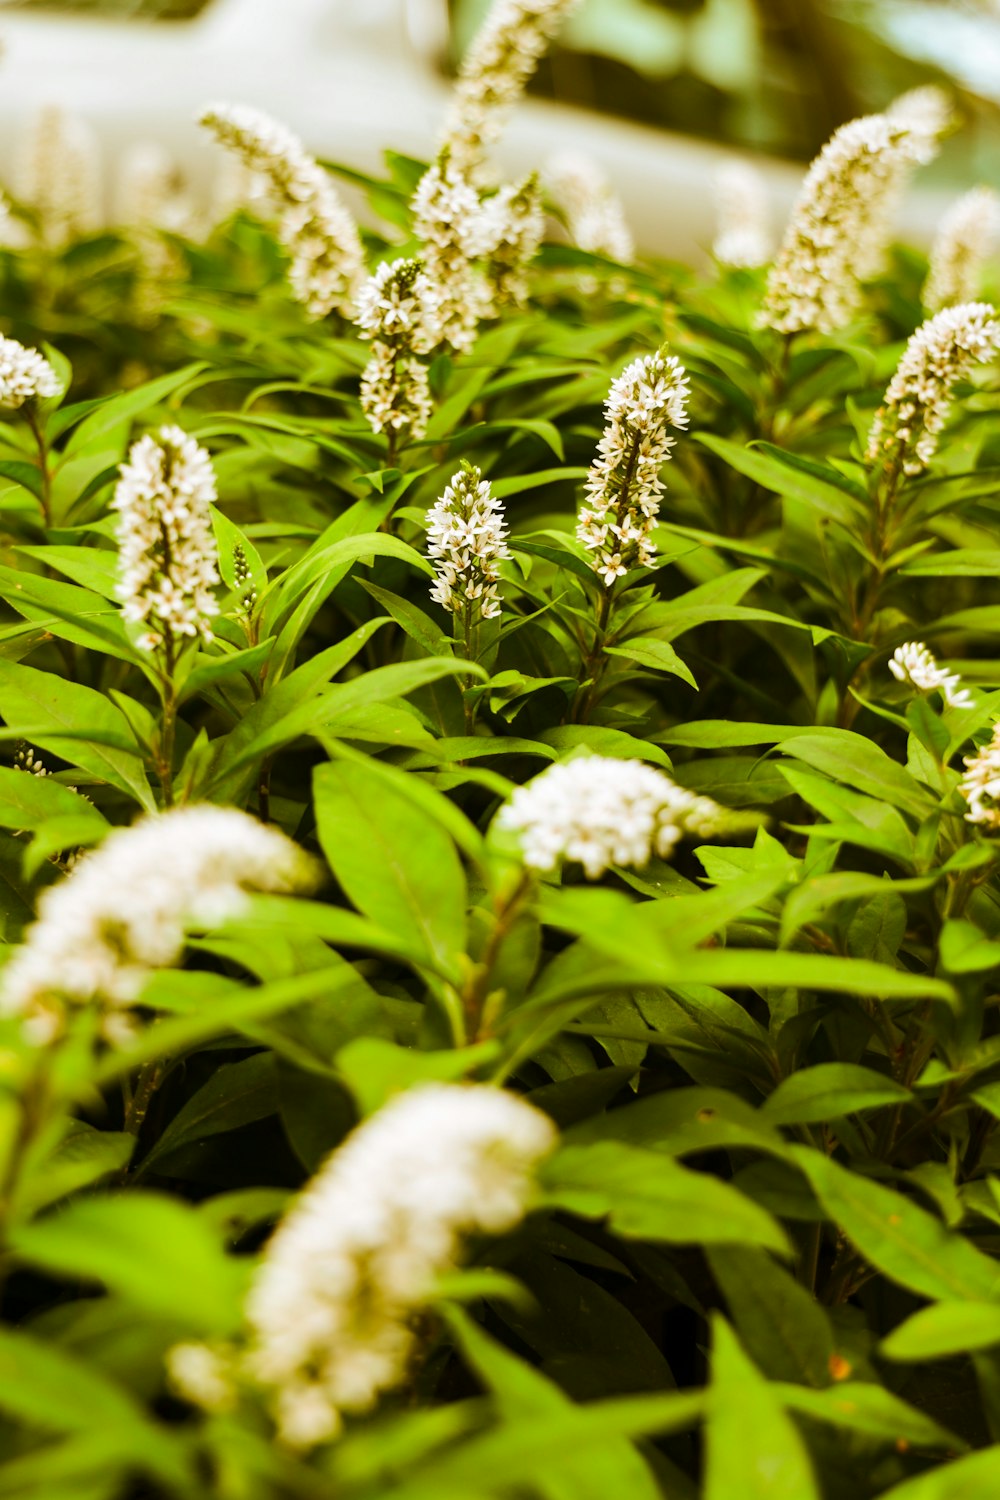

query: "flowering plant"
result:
(0, 5), (997, 1497)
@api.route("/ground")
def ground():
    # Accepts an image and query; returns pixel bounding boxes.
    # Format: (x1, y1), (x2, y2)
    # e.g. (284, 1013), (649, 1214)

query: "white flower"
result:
(961, 725), (1000, 831)
(866, 302), (1000, 478)
(441, 0), (582, 176)
(199, 103), (365, 319)
(0, 806), (318, 1041)
(355, 259), (440, 441)
(14, 744), (48, 778)
(546, 152), (634, 265)
(0, 336), (61, 409)
(887, 85), (953, 150)
(14, 105), (102, 247)
(889, 641), (974, 710)
(167, 1343), (235, 1413)
(760, 113), (929, 335)
(427, 464), (511, 621)
(498, 755), (728, 879)
(479, 175), (545, 308)
(713, 160), (771, 269)
(411, 161), (491, 353)
(354, 257), (441, 354)
(243, 1084), (556, 1446)
(113, 425), (221, 651)
(924, 187), (1000, 313)
(576, 350), (690, 585)
(115, 144), (195, 325)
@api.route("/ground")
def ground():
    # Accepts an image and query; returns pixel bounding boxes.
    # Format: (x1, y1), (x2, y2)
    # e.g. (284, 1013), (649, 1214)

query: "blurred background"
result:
(0, 0), (995, 255)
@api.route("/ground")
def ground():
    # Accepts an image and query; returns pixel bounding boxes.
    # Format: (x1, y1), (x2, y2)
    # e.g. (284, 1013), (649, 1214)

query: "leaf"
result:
(762, 1064), (910, 1125)
(875, 1448), (1000, 1499)
(336, 1038), (498, 1117)
(443, 1305), (663, 1500)
(139, 1052), (279, 1172)
(791, 1147), (1000, 1303)
(313, 759), (468, 978)
(63, 364), (206, 454)
(776, 1382), (961, 1449)
(17, 1123), (133, 1216)
(0, 659), (153, 809)
(778, 731), (934, 819)
(882, 1303), (1000, 1362)
(543, 1141), (791, 1255)
(604, 636), (698, 688)
(10, 1191), (247, 1335)
(0, 766), (108, 833)
(707, 1246), (834, 1386)
(704, 1316), (820, 1500)
(694, 432), (863, 525)
(568, 1086), (792, 1161)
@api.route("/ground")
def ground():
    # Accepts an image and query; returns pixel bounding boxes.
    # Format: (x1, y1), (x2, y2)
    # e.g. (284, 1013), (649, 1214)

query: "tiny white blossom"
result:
(866, 302), (1000, 479)
(0, 806), (318, 1041)
(355, 259), (440, 442)
(889, 641), (974, 711)
(167, 1343), (236, 1413)
(760, 113), (929, 335)
(576, 350), (690, 585)
(498, 755), (729, 879)
(713, 160), (771, 269)
(113, 425), (221, 652)
(961, 725), (1000, 831)
(14, 745), (48, 778)
(479, 175), (545, 308)
(199, 103), (365, 319)
(887, 85), (954, 150)
(0, 336), (61, 409)
(546, 152), (634, 265)
(243, 1084), (556, 1445)
(442, 0), (582, 176)
(412, 160), (491, 353)
(924, 187), (1000, 313)
(14, 105), (102, 247)
(427, 464), (511, 621)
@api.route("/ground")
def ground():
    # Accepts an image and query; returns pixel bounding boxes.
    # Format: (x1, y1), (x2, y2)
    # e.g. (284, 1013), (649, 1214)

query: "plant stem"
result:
(460, 869), (533, 1040)
(25, 405), (52, 528)
(123, 1058), (166, 1139)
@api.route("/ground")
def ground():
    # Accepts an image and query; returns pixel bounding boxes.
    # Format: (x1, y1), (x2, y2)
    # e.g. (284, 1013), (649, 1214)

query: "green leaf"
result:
(707, 1246), (835, 1387)
(792, 1147), (1000, 1303)
(0, 659), (153, 809)
(543, 1141), (791, 1255)
(705, 1316), (820, 1500)
(762, 1064), (910, 1125)
(336, 1038), (498, 1117)
(10, 1191), (247, 1334)
(694, 432), (863, 526)
(604, 636), (698, 688)
(313, 759), (468, 978)
(776, 1382), (961, 1449)
(139, 1052), (279, 1172)
(17, 1123), (133, 1216)
(875, 1448), (1000, 1499)
(882, 1303), (1000, 1362)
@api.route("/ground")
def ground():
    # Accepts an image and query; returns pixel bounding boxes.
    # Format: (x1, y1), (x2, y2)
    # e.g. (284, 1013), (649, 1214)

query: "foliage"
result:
(0, 89), (999, 1500)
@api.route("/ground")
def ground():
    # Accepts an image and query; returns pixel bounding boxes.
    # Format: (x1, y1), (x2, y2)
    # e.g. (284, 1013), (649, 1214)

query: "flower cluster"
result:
(14, 744), (48, 778)
(14, 105), (101, 247)
(866, 302), (1000, 479)
(480, 175), (545, 308)
(924, 187), (1000, 313)
(199, 103), (364, 319)
(116, 144), (194, 325)
(426, 464), (511, 622)
(411, 160), (490, 353)
(355, 258), (441, 442)
(961, 727), (1000, 832)
(112, 425), (221, 652)
(0, 806), (318, 1042)
(498, 755), (730, 879)
(0, 336), (61, 409)
(889, 641), (974, 710)
(238, 1084), (556, 1446)
(576, 350), (690, 586)
(713, 160), (771, 269)
(546, 152), (635, 265)
(760, 113), (929, 334)
(441, 0), (582, 176)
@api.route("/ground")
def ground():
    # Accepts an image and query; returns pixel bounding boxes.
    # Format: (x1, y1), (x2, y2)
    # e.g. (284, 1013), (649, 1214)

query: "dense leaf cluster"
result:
(0, 145), (998, 1499)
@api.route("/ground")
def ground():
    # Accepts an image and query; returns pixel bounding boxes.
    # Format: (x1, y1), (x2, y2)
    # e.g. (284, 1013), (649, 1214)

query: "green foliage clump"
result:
(0, 66), (998, 1500)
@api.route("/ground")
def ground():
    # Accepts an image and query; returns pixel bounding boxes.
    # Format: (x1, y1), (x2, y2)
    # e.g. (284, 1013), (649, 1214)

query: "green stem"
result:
(25, 405), (52, 528)
(460, 870), (533, 1041)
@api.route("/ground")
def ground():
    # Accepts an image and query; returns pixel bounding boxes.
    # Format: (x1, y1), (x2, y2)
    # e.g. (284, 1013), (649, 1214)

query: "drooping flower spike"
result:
(924, 187), (1000, 314)
(441, 0), (582, 176)
(576, 349), (690, 586)
(355, 258), (441, 443)
(889, 641), (974, 711)
(498, 755), (731, 879)
(199, 103), (365, 319)
(113, 424), (221, 653)
(170, 1084), (556, 1447)
(713, 160), (771, 270)
(866, 302), (1000, 480)
(546, 152), (635, 265)
(0, 805), (318, 1043)
(426, 463), (511, 623)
